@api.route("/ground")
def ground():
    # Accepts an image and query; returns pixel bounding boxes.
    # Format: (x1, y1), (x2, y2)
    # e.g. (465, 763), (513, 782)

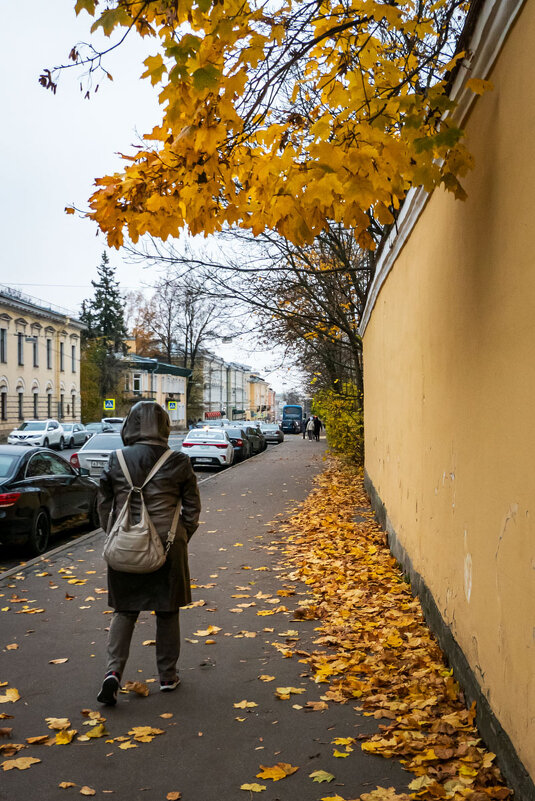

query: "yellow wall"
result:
(363, 5), (535, 779)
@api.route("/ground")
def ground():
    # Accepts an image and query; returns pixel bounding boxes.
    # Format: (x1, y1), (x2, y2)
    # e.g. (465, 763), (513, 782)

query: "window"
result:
(124, 374), (130, 392)
(33, 393), (38, 418)
(59, 393), (64, 419)
(133, 373), (142, 394)
(0, 329), (6, 363)
(18, 392), (23, 420)
(72, 393), (76, 418)
(33, 338), (39, 367)
(47, 393), (52, 418)
(17, 333), (23, 366)
(1, 392), (6, 421)
(71, 344), (76, 372)
(27, 452), (72, 478)
(60, 342), (64, 371)
(46, 339), (52, 369)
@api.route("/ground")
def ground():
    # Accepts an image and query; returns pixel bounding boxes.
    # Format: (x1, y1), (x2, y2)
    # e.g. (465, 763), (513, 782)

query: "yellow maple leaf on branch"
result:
(56, 0), (474, 250)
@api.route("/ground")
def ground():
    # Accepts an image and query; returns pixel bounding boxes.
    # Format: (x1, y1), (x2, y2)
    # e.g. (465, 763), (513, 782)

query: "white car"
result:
(180, 428), (234, 468)
(8, 419), (65, 450)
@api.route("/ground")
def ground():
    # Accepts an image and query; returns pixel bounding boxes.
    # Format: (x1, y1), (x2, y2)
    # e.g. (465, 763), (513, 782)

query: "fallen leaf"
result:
(234, 700), (258, 709)
(56, 729), (77, 745)
(193, 626), (221, 636)
(46, 717), (71, 731)
(142, 640), (156, 646)
(59, 782), (77, 789)
(6, 644), (18, 651)
(49, 658), (69, 664)
(309, 770), (335, 783)
(259, 675), (275, 682)
(26, 735), (50, 745)
(240, 783), (266, 792)
(85, 724), (108, 739)
(80, 787), (96, 796)
(160, 713), (173, 719)
(275, 687), (306, 699)
(122, 681), (149, 697)
(0, 688), (20, 704)
(256, 762), (299, 781)
(1, 756), (41, 771)
(166, 793), (181, 800)
(118, 741), (137, 750)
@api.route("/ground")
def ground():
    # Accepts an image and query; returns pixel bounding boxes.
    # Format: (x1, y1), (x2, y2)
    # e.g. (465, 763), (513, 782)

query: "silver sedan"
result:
(70, 432), (124, 479)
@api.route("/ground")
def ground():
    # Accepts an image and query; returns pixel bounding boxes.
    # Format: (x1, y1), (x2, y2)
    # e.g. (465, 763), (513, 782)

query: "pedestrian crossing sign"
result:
(103, 399), (115, 411)
(167, 401), (178, 411)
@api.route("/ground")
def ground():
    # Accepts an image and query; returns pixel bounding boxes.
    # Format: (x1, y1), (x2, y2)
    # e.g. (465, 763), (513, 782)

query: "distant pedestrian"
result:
(302, 417), (309, 439)
(306, 417), (315, 440)
(313, 415), (322, 441)
(96, 401), (201, 706)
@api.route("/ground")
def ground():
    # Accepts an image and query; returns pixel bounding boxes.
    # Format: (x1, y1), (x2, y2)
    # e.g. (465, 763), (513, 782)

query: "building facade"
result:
(0, 286), (85, 437)
(360, 1), (534, 793)
(121, 355), (190, 427)
(198, 352), (274, 421)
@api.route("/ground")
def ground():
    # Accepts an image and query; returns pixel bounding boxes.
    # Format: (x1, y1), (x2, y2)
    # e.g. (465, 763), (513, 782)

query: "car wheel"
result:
(43, 437), (49, 448)
(58, 436), (65, 450)
(28, 509), (50, 556)
(69, 437), (75, 448)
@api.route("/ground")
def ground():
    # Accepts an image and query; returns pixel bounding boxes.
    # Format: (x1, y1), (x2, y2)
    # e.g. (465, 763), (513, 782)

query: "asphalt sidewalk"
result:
(0, 437), (409, 801)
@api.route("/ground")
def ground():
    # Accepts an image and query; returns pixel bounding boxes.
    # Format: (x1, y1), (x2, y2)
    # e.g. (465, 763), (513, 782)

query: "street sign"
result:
(167, 401), (178, 411)
(103, 399), (115, 411)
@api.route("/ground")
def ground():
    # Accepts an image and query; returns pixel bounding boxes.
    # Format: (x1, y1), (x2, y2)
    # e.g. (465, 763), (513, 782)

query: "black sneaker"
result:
(160, 676), (180, 692)
(97, 673), (120, 706)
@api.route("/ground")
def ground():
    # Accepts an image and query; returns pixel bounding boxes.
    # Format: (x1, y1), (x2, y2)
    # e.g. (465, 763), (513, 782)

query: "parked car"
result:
(195, 418), (231, 428)
(71, 432), (124, 479)
(0, 445), (99, 555)
(259, 422), (284, 444)
(101, 417), (124, 432)
(221, 427), (253, 461)
(180, 428), (234, 468)
(241, 424), (267, 454)
(7, 420), (65, 450)
(61, 423), (90, 448)
(85, 421), (114, 437)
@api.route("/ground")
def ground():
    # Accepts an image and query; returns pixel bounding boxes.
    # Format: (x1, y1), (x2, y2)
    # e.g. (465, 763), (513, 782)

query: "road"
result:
(0, 436), (282, 573)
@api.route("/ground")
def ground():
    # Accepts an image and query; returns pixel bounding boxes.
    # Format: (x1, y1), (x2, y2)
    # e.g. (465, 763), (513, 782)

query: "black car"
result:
(222, 427), (253, 461)
(0, 445), (99, 556)
(242, 425), (267, 455)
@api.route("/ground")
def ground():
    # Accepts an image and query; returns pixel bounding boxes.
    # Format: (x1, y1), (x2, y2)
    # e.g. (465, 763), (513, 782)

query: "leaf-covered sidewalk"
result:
(277, 461), (512, 801)
(0, 442), (513, 800)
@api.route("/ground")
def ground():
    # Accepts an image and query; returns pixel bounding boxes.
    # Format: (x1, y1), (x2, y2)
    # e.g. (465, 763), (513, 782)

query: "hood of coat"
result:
(121, 401), (171, 446)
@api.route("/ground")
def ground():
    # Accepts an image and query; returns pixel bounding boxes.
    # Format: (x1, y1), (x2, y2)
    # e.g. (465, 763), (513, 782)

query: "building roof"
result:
(0, 285), (85, 329)
(123, 354), (192, 378)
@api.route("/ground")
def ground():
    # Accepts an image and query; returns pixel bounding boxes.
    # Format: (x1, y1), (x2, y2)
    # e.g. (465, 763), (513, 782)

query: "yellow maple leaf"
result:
(46, 717), (71, 730)
(55, 729), (77, 745)
(234, 700), (258, 709)
(256, 762), (299, 781)
(0, 688), (20, 704)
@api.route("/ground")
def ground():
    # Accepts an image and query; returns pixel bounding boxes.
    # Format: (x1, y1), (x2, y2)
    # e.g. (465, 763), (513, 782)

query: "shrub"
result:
(312, 384), (363, 465)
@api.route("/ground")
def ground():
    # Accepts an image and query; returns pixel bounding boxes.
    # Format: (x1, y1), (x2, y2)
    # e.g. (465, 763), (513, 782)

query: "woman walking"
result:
(306, 417), (315, 440)
(97, 401), (201, 705)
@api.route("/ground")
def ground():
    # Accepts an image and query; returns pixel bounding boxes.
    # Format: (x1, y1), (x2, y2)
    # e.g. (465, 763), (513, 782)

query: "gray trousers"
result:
(106, 610), (180, 682)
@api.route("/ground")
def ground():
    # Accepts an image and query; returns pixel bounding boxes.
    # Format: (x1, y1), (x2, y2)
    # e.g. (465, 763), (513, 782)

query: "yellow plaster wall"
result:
(363, 6), (535, 777)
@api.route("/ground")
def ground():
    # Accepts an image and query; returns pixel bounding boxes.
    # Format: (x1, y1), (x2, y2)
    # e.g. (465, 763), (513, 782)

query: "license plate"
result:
(196, 458), (212, 463)
(91, 460), (105, 468)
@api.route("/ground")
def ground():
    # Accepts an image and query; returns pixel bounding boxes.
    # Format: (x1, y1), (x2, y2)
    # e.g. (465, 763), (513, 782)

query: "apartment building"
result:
(0, 286), (85, 437)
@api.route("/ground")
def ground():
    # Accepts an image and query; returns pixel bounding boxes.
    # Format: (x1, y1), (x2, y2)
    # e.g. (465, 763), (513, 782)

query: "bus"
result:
(281, 404), (303, 434)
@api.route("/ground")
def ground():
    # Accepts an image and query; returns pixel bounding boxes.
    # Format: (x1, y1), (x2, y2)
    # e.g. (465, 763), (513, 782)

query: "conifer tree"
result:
(80, 252), (128, 401)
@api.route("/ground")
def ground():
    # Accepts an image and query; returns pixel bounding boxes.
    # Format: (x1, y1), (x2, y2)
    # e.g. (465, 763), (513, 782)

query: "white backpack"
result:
(103, 449), (181, 574)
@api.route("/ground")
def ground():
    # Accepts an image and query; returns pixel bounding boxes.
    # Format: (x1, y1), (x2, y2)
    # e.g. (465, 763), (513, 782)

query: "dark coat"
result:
(97, 402), (201, 612)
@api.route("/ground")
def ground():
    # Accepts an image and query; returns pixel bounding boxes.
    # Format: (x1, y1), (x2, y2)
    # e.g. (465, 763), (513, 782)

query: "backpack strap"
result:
(115, 449), (173, 491)
(141, 449), (174, 488)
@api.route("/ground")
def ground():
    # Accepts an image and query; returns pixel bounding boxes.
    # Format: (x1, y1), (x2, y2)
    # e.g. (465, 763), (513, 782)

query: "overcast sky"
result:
(0, 1), (302, 393)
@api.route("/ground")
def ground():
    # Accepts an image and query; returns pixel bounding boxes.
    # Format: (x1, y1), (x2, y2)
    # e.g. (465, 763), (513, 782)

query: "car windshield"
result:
(0, 454), (19, 478)
(84, 434), (123, 449)
(18, 422), (46, 431)
(187, 430), (226, 441)
(224, 428), (243, 437)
